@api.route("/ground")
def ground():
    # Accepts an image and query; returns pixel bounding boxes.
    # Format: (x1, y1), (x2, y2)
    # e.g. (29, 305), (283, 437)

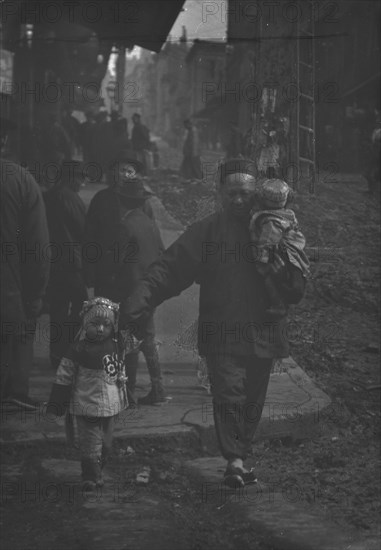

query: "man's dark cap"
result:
(217, 158), (257, 185)
(110, 150), (144, 173)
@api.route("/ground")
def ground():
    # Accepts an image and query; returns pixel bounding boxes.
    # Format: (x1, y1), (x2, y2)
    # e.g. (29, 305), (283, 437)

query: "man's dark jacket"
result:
(121, 210), (306, 358)
(44, 184), (86, 273)
(131, 123), (150, 153)
(0, 159), (50, 324)
(83, 188), (164, 302)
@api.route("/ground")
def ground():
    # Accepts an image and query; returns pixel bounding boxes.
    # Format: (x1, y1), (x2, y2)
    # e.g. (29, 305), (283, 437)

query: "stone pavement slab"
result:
(0, 356), (330, 447)
(185, 456), (379, 550)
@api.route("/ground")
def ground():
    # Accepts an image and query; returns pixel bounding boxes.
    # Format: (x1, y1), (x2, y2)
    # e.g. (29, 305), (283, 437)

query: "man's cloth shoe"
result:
(241, 468), (257, 484)
(223, 467), (257, 488)
(81, 479), (104, 492)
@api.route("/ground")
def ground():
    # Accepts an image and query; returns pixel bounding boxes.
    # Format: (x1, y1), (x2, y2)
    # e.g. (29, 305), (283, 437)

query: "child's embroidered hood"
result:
(78, 297), (120, 340)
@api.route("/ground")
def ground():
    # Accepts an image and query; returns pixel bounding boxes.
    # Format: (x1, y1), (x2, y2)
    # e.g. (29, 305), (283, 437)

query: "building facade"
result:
(185, 39), (227, 150)
(226, 0), (380, 185)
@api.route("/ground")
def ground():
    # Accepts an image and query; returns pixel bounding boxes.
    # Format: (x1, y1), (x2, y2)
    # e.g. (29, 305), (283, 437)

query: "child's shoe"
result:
(82, 480), (98, 492)
(81, 458), (104, 490)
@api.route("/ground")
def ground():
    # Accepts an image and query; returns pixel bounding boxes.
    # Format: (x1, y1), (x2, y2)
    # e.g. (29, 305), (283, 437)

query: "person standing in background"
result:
(44, 161), (88, 369)
(180, 119), (202, 182)
(111, 118), (131, 155)
(42, 112), (71, 168)
(94, 110), (114, 182)
(62, 106), (81, 159)
(131, 113), (151, 175)
(1, 120), (50, 410)
(83, 152), (167, 405)
(80, 111), (97, 164)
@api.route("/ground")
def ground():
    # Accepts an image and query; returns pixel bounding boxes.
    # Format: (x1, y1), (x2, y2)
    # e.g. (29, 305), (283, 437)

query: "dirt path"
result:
(0, 442), (275, 550)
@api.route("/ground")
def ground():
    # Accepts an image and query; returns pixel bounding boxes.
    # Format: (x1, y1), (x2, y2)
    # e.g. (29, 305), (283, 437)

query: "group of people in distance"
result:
(81, 111), (154, 178)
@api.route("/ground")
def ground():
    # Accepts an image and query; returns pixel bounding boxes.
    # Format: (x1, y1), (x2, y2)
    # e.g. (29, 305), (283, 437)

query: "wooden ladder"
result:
(296, 2), (316, 193)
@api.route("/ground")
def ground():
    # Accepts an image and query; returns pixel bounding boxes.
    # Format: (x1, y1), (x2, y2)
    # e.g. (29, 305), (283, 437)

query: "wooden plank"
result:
(300, 60), (313, 69)
(299, 156), (315, 164)
(299, 125), (314, 133)
(300, 92), (314, 101)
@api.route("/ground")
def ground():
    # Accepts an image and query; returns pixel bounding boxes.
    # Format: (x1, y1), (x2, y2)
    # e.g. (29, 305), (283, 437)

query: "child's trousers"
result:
(76, 415), (115, 483)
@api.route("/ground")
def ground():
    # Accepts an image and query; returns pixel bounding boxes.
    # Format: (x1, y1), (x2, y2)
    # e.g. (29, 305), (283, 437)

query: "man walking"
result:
(120, 159), (307, 485)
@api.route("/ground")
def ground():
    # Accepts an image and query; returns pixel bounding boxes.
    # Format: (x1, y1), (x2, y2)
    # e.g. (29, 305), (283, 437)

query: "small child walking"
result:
(47, 297), (138, 490)
(249, 179), (310, 318)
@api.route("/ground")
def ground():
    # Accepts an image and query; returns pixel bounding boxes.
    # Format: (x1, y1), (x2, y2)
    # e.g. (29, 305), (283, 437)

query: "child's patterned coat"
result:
(55, 338), (128, 418)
